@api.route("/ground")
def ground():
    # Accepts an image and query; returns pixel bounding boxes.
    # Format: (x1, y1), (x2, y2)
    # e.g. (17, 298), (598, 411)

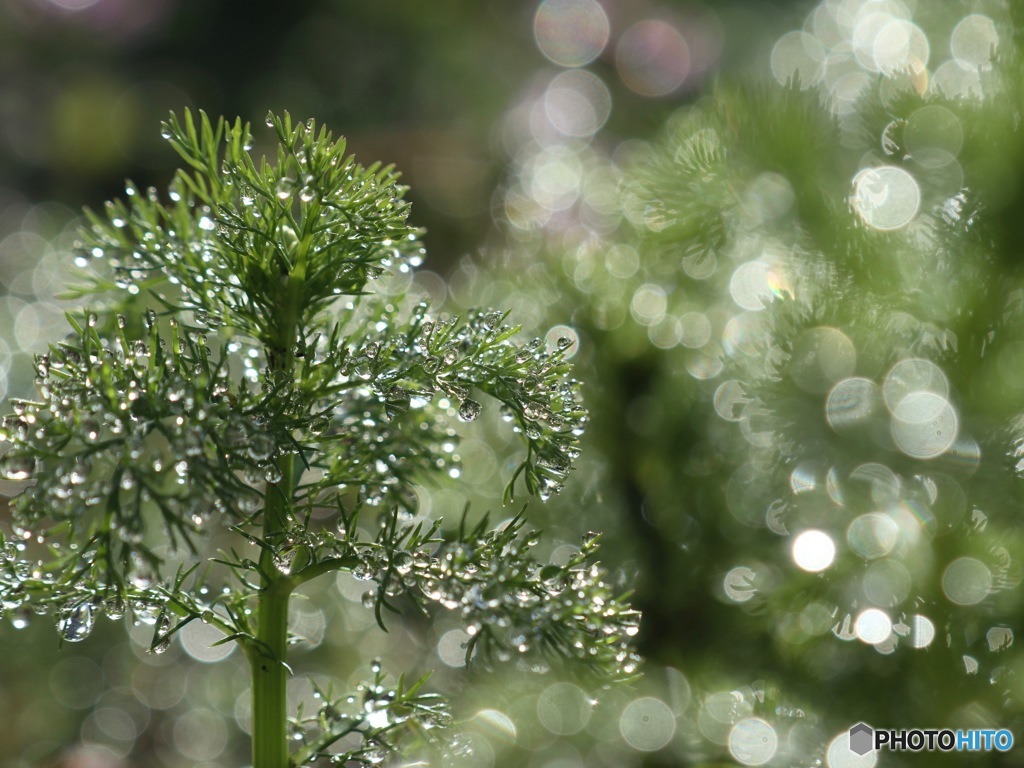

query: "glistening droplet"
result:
(459, 399), (482, 422)
(58, 604), (95, 642)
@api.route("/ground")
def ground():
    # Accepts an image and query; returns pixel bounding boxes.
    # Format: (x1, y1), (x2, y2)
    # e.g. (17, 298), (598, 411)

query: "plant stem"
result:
(251, 224), (311, 768)
(251, 577), (292, 768)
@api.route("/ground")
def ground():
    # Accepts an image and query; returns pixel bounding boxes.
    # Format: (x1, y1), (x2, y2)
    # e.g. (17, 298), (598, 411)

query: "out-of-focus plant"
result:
(0, 110), (639, 767)
(456, 1), (1024, 764)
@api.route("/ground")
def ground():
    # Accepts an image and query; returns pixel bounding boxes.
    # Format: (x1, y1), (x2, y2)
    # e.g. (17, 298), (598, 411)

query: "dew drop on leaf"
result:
(58, 604), (95, 643)
(459, 399), (482, 422)
(276, 178), (295, 201)
(103, 595), (126, 620)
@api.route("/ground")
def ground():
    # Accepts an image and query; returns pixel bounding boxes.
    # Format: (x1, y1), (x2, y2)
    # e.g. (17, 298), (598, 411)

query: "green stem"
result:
(250, 222), (312, 768)
(251, 579), (292, 768)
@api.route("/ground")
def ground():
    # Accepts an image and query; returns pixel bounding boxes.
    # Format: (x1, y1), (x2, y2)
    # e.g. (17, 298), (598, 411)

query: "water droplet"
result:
(361, 590), (376, 609)
(247, 433), (275, 462)
(459, 399), (482, 422)
(275, 178), (295, 201)
(103, 595), (126, 620)
(58, 604), (95, 643)
(299, 186), (316, 203)
(11, 608), (31, 629)
(353, 562), (377, 581)
(393, 552), (414, 575)
(0, 455), (35, 481)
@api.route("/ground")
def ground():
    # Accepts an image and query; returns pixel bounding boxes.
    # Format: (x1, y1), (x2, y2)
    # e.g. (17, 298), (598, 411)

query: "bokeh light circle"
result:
(723, 566), (757, 603)
(863, 558), (912, 607)
(789, 326), (856, 394)
(728, 718), (778, 765)
(535, 0), (611, 67)
(942, 557), (992, 605)
(538, 682), (592, 735)
(544, 69), (612, 138)
(854, 608), (892, 645)
(891, 392), (958, 459)
(883, 358), (949, 411)
(620, 696), (676, 751)
(908, 614), (936, 648)
(180, 617), (236, 663)
(617, 20), (690, 97)
(846, 513), (899, 559)
(792, 529), (836, 572)
(827, 377), (878, 431)
(851, 166), (920, 230)
(951, 14), (999, 70)
(771, 31), (825, 87)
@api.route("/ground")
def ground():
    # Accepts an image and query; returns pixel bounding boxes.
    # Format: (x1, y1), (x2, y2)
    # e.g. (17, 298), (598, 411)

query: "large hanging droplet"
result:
(58, 604), (95, 643)
(459, 399), (482, 422)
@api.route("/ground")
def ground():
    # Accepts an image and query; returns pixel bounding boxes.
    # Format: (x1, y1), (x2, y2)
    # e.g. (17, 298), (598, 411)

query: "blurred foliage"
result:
(15, 0), (1011, 767)
(455, 0), (1024, 766)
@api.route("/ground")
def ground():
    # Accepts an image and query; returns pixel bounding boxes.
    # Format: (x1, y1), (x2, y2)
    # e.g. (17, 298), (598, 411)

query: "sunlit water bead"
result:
(58, 602), (95, 642)
(791, 529), (836, 573)
(850, 165), (920, 231)
(942, 556), (992, 606)
(534, 0), (610, 67)
(544, 324), (580, 359)
(728, 718), (778, 766)
(826, 377), (880, 432)
(826, 730), (878, 768)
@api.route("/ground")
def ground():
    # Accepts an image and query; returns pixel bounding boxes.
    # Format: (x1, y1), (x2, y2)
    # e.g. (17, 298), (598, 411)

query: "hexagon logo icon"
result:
(849, 723), (874, 755)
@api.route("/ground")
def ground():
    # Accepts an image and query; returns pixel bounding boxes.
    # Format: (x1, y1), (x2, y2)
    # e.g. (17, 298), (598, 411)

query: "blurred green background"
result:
(8, 0), (1024, 767)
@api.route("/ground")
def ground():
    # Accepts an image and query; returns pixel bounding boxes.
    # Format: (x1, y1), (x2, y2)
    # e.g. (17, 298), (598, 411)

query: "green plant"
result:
(0, 111), (639, 767)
